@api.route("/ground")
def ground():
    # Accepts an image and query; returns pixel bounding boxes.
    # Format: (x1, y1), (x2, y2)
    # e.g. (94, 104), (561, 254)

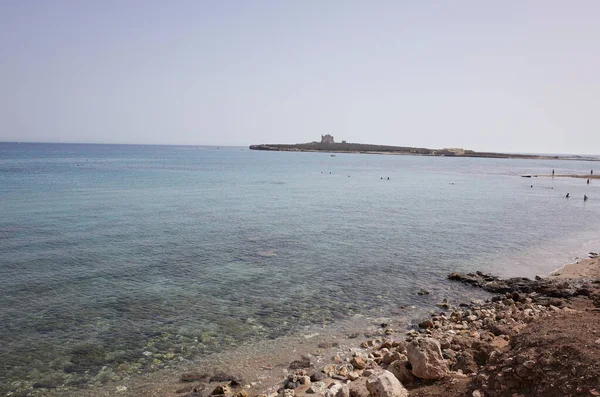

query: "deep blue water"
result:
(1, 143), (599, 392)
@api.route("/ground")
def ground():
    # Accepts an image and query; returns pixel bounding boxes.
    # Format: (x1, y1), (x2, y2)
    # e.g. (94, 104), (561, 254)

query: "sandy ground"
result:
(552, 256), (600, 279)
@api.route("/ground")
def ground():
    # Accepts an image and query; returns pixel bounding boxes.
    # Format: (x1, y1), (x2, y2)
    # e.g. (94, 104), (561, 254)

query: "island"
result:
(250, 135), (599, 161)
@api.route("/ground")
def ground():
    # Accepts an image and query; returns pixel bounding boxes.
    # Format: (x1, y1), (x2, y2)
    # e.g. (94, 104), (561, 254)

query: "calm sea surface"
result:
(1, 143), (599, 393)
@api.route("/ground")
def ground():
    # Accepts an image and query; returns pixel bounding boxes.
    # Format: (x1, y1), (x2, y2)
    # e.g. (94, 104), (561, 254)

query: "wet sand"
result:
(551, 255), (600, 278)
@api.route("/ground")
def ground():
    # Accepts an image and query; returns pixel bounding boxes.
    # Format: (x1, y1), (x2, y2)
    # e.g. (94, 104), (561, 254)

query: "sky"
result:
(1, 1), (599, 154)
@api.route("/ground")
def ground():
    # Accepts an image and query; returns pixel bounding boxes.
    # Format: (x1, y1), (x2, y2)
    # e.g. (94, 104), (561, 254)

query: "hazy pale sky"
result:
(1, 1), (599, 153)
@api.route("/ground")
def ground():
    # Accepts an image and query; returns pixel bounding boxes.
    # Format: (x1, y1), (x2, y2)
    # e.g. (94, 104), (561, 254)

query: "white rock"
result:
(307, 381), (325, 392)
(282, 390), (295, 397)
(337, 385), (350, 397)
(365, 370), (409, 397)
(328, 383), (342, 395)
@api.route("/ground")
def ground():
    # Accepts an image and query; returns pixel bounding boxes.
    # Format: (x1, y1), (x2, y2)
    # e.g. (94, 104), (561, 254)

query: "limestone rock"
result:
(282, 390), (295, 397)
(362, 369), (375, 377)
(387, 360), (416, 385)
(328, 383), (343, 397)
(418, 319), (434, 329)
(338, 385), (350, 397)
(306, 382), (325, 394)
(406, 338), (447, 380)
(323, 364), (338, 377)
(299, 376), (311, 385)
(348, 377), (370, 397)
(351, 356), (366, 370)
(365, 370), (409, 397)
(388, 351), (407, 365)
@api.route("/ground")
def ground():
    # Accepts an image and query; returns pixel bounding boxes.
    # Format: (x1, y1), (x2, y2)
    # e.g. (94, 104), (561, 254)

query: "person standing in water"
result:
(552, 169), (555, 176)
(584, 195), (588, 201)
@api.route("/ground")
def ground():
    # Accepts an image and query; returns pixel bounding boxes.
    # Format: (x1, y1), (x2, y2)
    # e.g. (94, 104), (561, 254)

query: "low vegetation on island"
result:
(250, 135), (598, 161)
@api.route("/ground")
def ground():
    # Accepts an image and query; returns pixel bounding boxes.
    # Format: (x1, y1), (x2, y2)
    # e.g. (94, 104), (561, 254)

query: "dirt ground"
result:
(410, 294), (600, 397)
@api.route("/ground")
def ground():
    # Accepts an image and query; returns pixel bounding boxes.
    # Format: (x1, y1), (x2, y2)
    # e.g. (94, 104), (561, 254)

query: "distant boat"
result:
(330, 154), (336, 157)
(521, 174), (532, 178)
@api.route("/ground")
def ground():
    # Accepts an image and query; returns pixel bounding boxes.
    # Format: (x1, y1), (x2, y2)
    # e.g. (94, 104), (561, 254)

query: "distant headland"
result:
(250, 134), (598, 161)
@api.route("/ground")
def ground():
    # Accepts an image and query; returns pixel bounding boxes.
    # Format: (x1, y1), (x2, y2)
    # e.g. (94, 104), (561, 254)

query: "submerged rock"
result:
(32, 374), (66, 389)
(289, 356), (311, 369)
(67, 343), (107, 372)
(210, 371), (243, 386)
(447, 271), (592, 298)
(181, 372), (209, 382)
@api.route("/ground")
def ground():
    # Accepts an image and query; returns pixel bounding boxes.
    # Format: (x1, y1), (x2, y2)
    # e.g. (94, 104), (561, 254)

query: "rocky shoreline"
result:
(30, 255), (600, 397)
(168, 270), (600, 397)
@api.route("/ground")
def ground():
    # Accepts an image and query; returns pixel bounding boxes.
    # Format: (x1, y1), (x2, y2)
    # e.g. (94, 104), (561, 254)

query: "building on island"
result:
(321, 134), (335, 144)
(443, 148), (465, 155)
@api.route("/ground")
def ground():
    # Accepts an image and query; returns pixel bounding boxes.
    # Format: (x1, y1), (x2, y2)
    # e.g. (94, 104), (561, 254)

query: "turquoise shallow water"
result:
(1, 143), (599, 393)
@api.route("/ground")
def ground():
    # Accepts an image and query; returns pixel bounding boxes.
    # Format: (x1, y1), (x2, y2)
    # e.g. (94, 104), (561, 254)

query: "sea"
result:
(1, 142), (599, 394)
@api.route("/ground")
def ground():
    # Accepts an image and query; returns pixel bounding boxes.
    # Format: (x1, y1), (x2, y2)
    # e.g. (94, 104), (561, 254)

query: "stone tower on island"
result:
(321, 134), (335, 144)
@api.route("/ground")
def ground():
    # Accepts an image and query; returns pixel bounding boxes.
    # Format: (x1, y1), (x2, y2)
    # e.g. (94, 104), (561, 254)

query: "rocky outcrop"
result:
(447, 271), (595, 299)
